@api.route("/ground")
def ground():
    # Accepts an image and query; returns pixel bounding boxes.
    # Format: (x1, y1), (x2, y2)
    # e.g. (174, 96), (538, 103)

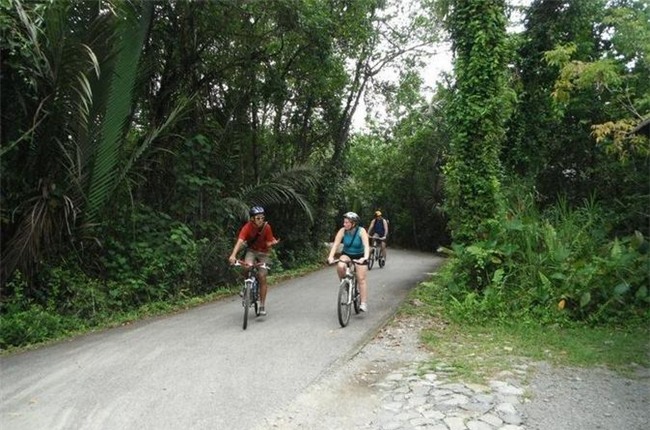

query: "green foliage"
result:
(86, 0), (153, 223)
(435, 192), (649, 326)
(347, 80), (451, 250)
(98, 205), (208, 297)
(442, 0), (511, 243)
(1, 269), (92, 349)
(505, 0), (649, 237)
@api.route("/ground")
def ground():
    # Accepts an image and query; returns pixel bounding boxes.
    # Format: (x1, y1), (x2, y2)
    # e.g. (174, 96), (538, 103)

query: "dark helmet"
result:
(249, 206), (265, 217)
(343, 211), (360, 224)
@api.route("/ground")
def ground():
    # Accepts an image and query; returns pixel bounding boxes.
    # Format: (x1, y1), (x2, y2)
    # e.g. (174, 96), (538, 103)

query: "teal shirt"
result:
(342, 227), (364, 256)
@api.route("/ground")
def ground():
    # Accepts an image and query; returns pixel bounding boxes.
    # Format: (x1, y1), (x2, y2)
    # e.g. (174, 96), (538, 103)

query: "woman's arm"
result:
(327, 228), (344, 261)
(360, 228), (370, 260)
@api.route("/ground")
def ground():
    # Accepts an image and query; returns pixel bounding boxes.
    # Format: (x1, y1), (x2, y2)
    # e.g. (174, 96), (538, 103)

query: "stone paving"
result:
(363, 361), (529, 430)
(259, 317), (533, 430)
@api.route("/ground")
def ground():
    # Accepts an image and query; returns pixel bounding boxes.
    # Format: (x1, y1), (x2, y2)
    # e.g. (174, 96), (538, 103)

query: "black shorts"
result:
(342, 253), (367, 265)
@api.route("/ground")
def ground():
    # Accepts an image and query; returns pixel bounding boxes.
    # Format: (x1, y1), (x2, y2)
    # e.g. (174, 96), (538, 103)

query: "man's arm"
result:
(229, 238), (245, 264)
(264, 223), (280, 247)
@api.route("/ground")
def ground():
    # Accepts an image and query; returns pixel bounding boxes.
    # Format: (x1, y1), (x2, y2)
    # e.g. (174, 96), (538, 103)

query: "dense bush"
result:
(436, 194), (650, 326)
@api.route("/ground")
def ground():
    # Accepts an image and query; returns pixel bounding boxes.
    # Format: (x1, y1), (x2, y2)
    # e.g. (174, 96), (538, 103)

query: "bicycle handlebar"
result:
(328, 259), (365, 266)
(232, 260), (271, 270)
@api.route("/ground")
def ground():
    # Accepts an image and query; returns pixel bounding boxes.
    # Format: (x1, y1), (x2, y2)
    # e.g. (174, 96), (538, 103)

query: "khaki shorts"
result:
(244, 250), (270, 274)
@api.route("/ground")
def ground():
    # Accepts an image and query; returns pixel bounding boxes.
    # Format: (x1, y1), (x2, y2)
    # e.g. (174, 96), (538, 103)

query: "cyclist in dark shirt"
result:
(368, 210), (389, 260)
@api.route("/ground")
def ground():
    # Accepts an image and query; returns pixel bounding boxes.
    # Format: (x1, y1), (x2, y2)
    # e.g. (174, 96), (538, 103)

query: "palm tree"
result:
(0, 0), (159, 288)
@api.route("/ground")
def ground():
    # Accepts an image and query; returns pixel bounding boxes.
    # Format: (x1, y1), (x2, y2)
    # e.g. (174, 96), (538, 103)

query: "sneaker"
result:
(360, 302), (367, 312)
(259, 306), (267, 316)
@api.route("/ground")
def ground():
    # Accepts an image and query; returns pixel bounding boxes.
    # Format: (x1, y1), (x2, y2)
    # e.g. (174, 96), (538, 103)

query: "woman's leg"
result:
(337, 255), (351, 279)
(356, 264), (368, 304)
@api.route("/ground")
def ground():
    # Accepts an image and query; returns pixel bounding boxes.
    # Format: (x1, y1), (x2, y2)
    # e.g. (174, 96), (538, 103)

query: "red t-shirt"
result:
(238, 221), (275, 253)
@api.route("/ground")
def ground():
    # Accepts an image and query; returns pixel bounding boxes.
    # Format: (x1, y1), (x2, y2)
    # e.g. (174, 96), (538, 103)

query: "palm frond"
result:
(86, 0), (153, 223)
(1, 181), (79, 284)
(114, 96), (193, 191)
(235, 166), (320, 223)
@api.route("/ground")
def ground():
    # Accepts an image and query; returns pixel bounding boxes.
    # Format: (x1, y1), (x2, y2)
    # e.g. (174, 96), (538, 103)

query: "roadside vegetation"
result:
(401, 192), (649, 380)
(405, 272), (649, 382)
(1, 0), (648, 359)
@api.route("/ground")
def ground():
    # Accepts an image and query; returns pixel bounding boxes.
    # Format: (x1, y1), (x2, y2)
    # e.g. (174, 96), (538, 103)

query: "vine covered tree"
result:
(441, 0), (512, 243)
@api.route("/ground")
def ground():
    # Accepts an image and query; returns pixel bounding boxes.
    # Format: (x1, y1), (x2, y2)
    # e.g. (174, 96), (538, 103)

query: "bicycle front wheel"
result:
(242, 282), (251, 330)
(252, 280), (260, 316)
(368, 251), (375, 270)
(337, 280), (352, 327)
(352, 279), (361, 314)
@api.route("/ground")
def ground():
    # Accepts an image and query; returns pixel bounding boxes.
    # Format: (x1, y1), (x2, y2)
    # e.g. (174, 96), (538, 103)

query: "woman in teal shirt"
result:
(327, 211), (371, 312)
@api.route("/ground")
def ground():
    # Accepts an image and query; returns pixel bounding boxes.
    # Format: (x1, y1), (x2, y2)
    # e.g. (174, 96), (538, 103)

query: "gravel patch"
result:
(521, 361), (650, 430)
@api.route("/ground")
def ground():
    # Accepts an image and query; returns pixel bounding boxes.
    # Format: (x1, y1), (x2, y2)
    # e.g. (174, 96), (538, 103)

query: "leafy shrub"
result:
(0, 270), (86, 349)
(99, 206), (207, 301)
(439, 194), (650, 326)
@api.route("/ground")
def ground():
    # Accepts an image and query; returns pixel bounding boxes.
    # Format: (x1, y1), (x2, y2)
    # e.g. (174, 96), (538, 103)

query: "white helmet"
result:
(343, 211), (360, 224)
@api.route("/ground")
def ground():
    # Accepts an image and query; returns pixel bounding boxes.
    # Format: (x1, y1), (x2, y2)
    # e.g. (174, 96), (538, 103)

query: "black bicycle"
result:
(233, 260), (269, 330)
(330, 259), (361, 327)
(368, 236), (386, 270)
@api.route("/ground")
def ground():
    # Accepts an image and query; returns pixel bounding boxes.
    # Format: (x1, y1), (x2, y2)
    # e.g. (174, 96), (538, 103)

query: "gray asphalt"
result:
(0, 249), (444, 430)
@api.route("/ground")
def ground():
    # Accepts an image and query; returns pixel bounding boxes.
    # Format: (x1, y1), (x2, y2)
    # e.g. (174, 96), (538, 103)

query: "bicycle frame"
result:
(233, 260), (269, 330)
(368, 236), (384, 270)
(331, 259), (361, 327)
(341, 262), (355, 303)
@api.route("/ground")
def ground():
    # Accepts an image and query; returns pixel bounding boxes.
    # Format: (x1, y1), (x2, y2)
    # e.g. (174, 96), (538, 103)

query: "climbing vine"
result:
(442, 0), (512, 243)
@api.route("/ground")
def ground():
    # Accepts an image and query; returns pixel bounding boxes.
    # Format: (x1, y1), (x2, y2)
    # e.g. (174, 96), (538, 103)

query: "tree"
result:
(0, 0), (160, 287)
(441, 0), (512, 243)
(506, 0), (649, 236)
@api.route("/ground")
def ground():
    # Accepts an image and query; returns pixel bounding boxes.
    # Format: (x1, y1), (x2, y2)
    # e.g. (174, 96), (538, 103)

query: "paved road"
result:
(0, 249), (444, 430)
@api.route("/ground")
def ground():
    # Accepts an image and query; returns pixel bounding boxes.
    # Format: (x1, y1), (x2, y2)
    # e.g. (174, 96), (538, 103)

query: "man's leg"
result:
(255, 251), (270, 315)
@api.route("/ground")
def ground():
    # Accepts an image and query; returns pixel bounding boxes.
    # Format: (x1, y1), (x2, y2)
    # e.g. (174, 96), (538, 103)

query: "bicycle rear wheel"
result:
(242, 282), (251, 330)
(337, 280), (351, 327)
(379, 255), (385, 268)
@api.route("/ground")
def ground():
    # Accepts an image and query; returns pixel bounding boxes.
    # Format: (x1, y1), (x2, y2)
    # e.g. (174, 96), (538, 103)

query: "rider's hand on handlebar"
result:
(228, 256), (236, 265)
(327, 257), (334, 265)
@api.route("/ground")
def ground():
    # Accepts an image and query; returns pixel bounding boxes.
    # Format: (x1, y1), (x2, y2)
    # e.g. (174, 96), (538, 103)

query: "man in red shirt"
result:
(228, 206), (280, 316)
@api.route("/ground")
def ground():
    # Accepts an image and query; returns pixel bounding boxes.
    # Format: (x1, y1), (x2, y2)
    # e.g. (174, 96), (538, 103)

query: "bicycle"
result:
(367, 236), (386, 270)
(233, 260), (269, 330)
(330, 259), (361, 327)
